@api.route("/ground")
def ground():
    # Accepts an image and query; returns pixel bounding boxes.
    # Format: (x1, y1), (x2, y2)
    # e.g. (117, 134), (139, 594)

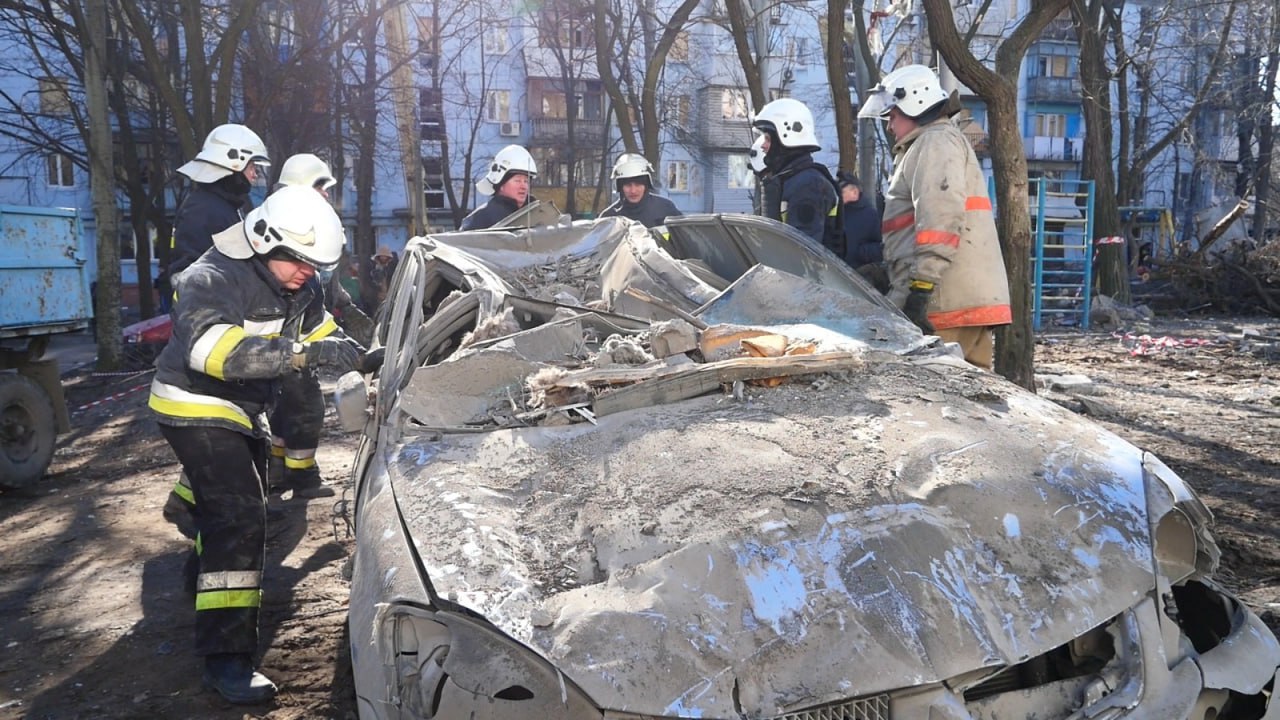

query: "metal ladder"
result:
(1029, 177), (1095, 329)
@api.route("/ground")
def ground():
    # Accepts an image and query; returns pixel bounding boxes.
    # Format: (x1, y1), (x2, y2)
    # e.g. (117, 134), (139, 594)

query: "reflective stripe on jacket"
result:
(881, 118), (1011, 330)
(149, 248), (334, 436)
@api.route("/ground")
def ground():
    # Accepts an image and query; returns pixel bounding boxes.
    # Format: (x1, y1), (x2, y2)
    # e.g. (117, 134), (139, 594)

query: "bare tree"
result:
(921, 0), (1070, 389)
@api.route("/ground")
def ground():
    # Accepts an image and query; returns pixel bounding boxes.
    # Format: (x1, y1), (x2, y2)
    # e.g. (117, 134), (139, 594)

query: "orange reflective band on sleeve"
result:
(966, 196), (993, 211)
(928, 304), (1013, 330)
(882, 212), (915, 233)
(916, 230), (961, 248)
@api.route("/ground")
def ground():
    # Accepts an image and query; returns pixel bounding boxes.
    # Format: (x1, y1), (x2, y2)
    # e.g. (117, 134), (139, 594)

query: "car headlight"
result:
(376, 604), (602, 719)
(1142, 452), (1219, 583)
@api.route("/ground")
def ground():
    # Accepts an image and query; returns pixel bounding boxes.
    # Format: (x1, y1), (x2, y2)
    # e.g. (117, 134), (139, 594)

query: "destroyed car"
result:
(344, 214), (1280, 720)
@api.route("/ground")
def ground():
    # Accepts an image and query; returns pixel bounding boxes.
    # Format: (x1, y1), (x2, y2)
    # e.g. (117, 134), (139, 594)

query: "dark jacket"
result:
(459, 194), (523, 231)
(842, 192), (883, 266)
(149, 248), (337, 437)
(599, 191), (682, 228)
(760, 153), (837, 244)
(169, 181), (251, 278)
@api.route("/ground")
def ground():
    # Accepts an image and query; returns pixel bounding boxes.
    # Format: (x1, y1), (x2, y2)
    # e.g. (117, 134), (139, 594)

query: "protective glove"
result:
(855, 262), (890, 295)
(358, 347), (386, 374)
(902, 279), (936, 334)
(293, 337), (361, 372)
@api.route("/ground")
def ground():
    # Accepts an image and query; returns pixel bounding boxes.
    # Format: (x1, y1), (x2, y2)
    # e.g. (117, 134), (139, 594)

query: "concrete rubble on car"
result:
(348, 215), (1280, 720)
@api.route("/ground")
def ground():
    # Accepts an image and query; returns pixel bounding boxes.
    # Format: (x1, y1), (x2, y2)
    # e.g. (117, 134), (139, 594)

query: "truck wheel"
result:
(0, 373), (58, 490)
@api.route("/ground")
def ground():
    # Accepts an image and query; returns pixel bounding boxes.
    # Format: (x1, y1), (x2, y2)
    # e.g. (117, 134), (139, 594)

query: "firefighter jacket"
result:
(148, 248), (339, 437)
(459, 194), (523, 231)
(760, 153), (838, 246)
(169, 181), (251, 278)
(599, 191), (683, 229)
(881, 118), (1012, 330)
(842, 192), (883, 267)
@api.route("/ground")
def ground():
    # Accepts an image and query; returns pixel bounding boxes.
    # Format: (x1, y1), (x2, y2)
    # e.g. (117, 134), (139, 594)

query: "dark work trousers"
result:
(270, 369), (324, 468)
(159, 423), (268, 656)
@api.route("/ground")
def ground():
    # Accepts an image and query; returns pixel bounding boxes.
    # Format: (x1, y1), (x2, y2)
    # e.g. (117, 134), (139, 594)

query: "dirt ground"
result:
(1, 314), (1278, 719)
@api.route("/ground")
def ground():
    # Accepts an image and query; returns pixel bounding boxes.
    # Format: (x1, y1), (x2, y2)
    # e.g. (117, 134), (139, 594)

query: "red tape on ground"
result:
(72, 382), (150, 413)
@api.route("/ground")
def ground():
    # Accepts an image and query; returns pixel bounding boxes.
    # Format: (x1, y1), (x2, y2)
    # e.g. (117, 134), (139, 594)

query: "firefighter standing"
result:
(599, 153), (683, 228)
(750, 98), (837, 246)
(149, 186), (364, 704)
(858, 64), (1011, 370)
(163, 124), (270, 539)
(459, 144), (537, 230)
(266, 154), (375, 498)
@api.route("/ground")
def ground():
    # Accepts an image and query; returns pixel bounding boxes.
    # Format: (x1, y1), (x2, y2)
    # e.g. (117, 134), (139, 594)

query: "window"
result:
(1034, 113), (1066, 137)
(39, 77), (71, 114)
(670, 31), (690, 62)
(727, 155), (752, 189)
(1037, 55), (1070, 78)
(666, 161), (689, 191)
(47, 153), (74, 187)
(674, 95), (692, 126)
(416, 15), (438, 54)
(486, 90), (510, 122)
(483, 25), (508, 54)
(720, 88), (748, 119)
(791, 37), (807, 66)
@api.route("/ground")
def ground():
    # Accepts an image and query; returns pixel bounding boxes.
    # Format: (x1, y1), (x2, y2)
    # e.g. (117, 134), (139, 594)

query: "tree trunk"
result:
(1072, 0), (1127, 304)
(987, 93), (1035, 390)
(1251, 13), (1278, 243)
(84, 0), (122, 370)
(823, 0), (856, 170)
(356, 7), (380, 309)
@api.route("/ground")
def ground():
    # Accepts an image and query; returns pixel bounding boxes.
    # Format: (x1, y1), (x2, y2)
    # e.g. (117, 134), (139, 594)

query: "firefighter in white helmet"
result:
(162, 124), (270, 543)
(460, 145), (537, 230)
(749, 98), (837, 246)
(599, 153), (683, 228)
(149, 186), (374, 704)
(859, 64), (1011, 370)
(263, 154), (376, 499)
(169, 124), (270, 278)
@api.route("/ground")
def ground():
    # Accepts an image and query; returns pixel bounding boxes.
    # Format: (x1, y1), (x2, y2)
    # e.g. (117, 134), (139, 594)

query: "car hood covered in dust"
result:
(366, 216), (1174, 718)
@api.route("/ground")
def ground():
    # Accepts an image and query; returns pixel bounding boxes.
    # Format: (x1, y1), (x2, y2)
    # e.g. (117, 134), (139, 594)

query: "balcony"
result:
(1024, 135), (1082, 162)
(528, 117), (605, 146)
(1026, 76), (1082, 104)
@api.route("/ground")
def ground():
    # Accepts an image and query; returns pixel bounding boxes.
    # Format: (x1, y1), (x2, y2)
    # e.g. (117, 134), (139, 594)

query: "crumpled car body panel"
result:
(349, 214), (1280, 720)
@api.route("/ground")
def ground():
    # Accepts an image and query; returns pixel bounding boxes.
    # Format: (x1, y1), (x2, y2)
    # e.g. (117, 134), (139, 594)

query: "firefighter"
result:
(750, 98), (837, 245)
(858, 64), (1011, 370)
(599, 153), (683, 228)
(267, 154), (375, 498)
(162, 124), (270, 540)
(459, 144), (537, 230)
(149, 186), (365, 704)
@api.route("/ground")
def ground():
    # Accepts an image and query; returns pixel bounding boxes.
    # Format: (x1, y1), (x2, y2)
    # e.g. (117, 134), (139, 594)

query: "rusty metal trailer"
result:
(0, 205), (93, 489)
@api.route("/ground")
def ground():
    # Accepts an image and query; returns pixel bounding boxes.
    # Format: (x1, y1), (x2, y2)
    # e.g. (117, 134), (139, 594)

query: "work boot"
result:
(162, 491), (199, 540)
(203, 653), (277, 705)
(282, 466), (335, 499)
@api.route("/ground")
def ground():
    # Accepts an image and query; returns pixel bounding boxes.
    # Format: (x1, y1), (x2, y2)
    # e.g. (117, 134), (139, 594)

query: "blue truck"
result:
(0, 205), (94, 489)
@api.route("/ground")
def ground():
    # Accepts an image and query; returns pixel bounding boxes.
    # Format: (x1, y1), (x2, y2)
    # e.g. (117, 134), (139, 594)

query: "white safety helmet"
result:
(211, 185), (345, 271)
(177, 124), (270, 183)
(858, 64), (949, 119)
(278, 153), (336, 191)
(476, 144), (537, 196)
(611, 153), (654, 190)
(748, 135), (767, 173)
(750, 98), (820, 150)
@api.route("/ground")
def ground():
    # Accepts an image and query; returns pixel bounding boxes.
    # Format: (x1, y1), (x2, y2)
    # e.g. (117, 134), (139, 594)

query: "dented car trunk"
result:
(347, 215), (1280, 720)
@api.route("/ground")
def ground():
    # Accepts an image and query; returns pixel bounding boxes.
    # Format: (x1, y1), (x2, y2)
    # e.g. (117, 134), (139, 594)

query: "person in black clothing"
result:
(149, 186), (367, 704)
(168, 124), (270, 278)
(162, 123), (270, 541)
(836, 170), (889, 292)
(599, 153), (683, 228)
(459, 144), (537, 230)
(750, 98), (837, 245)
